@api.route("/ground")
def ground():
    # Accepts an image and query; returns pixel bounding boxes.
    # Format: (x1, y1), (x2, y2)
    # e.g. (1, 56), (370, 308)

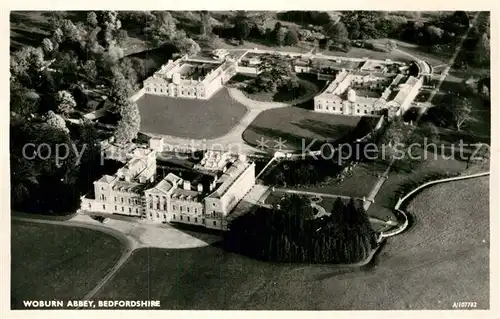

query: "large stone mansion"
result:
(141, 48), (431, 118)
(81, 138), (256, 230)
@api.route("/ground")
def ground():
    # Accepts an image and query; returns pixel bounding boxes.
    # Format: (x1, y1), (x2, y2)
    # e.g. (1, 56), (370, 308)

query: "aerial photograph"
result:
(9, 10), (491, 311)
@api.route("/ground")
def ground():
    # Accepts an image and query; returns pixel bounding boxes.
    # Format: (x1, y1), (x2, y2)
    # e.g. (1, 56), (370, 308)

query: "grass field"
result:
(95, 173), (489, 311)
(136, 88), (247, 139)
(242, 107), (379, 151)
(10, 11), (51, 51)
(11, 221), (123, 309)
(366, 147), (468, 221)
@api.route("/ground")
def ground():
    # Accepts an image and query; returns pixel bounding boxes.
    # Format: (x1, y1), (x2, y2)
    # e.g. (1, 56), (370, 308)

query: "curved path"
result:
(149, 79), (320, 154)
(12, 216), (138, 304)
(379, 171), (490, 239)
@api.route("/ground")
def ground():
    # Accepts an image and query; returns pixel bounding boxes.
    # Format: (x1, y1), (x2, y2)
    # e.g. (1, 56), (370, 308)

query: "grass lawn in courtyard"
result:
(242, 107), (380, 151)
(296, 163), (381, 198)
(11, 221), (124, 309)
(243, 83), (310, 103)
(137, 88), (248, 139)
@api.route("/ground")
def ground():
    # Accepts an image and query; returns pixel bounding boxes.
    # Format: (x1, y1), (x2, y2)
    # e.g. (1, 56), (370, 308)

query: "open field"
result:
(96, 173), (489, 311)
(242, 107), (379, 151)
(137, 88), (247, 139)
(11, 221), (124, 309)
(366, 148), (468, 221)
(10, 11), (51, 51)
(293, 163), (381, 198)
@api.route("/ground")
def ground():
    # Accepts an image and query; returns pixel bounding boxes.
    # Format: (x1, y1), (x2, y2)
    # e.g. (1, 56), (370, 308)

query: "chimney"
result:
(183, 180), (191, 190)
(197, 183), (203, 192)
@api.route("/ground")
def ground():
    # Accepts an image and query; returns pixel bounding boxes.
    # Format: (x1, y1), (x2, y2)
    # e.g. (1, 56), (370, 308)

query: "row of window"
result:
(114, 197), (139, 205)
(148, 201), (201, 214)
(316, 105), (375, 114)
(147, 212), (218, 226)
(146, 86), (204, 97)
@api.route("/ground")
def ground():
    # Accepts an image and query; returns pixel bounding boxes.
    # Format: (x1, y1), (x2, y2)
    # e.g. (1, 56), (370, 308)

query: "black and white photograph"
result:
(5, 5), (496, 315)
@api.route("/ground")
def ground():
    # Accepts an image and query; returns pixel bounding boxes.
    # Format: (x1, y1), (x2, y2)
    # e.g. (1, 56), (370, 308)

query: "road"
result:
(365, 12), (482, 214)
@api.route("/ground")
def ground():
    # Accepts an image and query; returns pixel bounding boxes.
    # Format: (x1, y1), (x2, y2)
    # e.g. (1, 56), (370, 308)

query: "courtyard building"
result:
(81, 141), (256, 230)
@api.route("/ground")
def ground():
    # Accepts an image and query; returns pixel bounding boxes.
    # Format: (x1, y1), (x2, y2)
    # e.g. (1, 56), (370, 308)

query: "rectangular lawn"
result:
(137, 88), (247, 139)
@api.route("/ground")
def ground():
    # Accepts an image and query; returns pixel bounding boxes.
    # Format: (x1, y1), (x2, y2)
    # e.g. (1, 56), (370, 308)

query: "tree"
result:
(284, 28), (299, 46)
(109, 70), (133, 109)
(385, 39), (397, 53)
(10, 46), (45, 82)
(41, 38), (55, 54)
(426, 25), (444, 44)
(253, 54), (297, 93)
(56, 90), (76, 116)
(324, 21), (349, 44)
(60, 19), (81, 43)
(114, 101), (140, 144)
(52, 28), (64, 44)
(10, 82), (40, 116)
(116, 29), (129, 46)
(200, 10), (213, 36)
(174, 36), (201, 56)
(275, 27), (287, 46)
(450, 96), (472, 131)
(87, 11), (99, 27)
(473, 33), (490, 67)
(144, 11), (177, 46)
(45, 110), (69, 133)
(82, 60), (98, 83)
(234, 20), (251, 41)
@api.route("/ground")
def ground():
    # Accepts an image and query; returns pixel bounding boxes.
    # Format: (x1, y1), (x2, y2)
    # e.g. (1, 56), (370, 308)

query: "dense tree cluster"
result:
(263, 159), (343, 187)
(224, 195), (377, 264)
(9, 11), (141, 215)
(248, 54), (299, 94)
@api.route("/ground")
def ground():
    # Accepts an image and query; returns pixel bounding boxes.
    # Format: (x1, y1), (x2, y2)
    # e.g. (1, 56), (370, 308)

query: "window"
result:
(172, 205), (176, 211)
(121, 197), (123, 203)
(326, 106), (329, 110)
(149, 203), (153, 209)
(163, 203), (167, 210)
(202, 218), (205, 223)
(122, 207), (124, 212)
(187, 216), (190, 222)
(136, 209), (139, 214)
(88, 203), (91, 209)
(129, 207), (132, 213)
(154, 88), (157, 92)
(156, 213), (159, 218)
(194, 208), (198, 214)
(114, 197), (117, 202)
(115, 205), (117, 211)
(364, 110), (367, 114)
(195, 217), (198, 223)
(357, 109), (360, 113)
(180, 216), (183, 220)
(156, 203), (160, 209)
(180, 206), (183, 212)
(333, 107), (336, 111)
(187, 207), (190, 213)
(103, 204), (106, 210)
(173, 214), (176, 220)
(213, 221), (217, 226)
